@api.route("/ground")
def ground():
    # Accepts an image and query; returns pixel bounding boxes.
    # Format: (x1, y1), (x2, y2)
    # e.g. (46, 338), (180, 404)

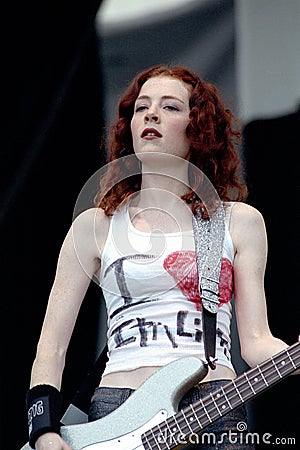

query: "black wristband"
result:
(26, 384), (62, 449)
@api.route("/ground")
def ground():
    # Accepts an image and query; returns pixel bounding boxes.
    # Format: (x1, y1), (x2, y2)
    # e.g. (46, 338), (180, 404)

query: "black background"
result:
(1, 2), (299, 449)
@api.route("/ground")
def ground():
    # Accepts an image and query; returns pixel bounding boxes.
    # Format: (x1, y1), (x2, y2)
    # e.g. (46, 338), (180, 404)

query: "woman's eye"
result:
(164, 105), (179, 111)
(135, 105), (148, 112)
(135, 104), (179, 113)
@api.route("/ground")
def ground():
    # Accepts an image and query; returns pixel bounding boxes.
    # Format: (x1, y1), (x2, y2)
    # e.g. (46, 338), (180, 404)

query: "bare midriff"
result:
(100, 363), (236, 390)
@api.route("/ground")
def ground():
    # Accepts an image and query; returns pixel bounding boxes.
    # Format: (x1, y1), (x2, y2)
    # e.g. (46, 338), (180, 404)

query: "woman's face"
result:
(130, 76), (191, 160)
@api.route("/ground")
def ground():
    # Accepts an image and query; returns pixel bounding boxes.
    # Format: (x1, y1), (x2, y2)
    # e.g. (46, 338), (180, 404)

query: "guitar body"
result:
(20, 341), (300, 450)
(20, 356), (208, 450)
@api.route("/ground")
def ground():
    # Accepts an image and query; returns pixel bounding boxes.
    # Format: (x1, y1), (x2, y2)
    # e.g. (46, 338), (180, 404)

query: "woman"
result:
(26, 65), (294, 450)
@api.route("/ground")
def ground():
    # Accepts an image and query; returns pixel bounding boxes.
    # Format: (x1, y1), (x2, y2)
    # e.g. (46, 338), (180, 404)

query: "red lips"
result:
(141, 128), (162, 138)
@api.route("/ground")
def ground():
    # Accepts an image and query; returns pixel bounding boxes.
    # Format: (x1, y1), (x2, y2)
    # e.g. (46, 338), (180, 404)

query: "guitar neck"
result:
(142, 342), (300, 449)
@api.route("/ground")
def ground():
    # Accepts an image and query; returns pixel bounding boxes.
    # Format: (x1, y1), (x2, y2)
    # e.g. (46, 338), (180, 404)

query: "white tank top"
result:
(99, 202), (235, 376)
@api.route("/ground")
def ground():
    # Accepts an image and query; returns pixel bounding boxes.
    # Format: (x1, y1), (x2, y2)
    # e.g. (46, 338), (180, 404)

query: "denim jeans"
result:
(88, 380), (255, 449)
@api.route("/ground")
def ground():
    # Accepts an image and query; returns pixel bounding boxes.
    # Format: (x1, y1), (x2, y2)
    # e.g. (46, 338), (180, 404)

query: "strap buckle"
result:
(206, 356), (218, 370)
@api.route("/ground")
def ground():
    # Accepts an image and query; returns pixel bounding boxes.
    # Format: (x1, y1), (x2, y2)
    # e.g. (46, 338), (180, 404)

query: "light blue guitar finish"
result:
(20, 342), (300, 450)
(21, 356), (208, 450)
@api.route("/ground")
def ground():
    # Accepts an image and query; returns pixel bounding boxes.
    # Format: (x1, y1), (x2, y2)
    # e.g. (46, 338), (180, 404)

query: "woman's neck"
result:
(138, 153), (191, 209)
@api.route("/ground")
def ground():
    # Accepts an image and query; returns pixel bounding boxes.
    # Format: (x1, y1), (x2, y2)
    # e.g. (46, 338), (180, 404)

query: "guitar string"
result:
(142, 346), (300, 449)
(169, 348), (300, 433)
(143, 357), (300, 450)
(169, 345), (300, 427)
(142, 344), (300, 449)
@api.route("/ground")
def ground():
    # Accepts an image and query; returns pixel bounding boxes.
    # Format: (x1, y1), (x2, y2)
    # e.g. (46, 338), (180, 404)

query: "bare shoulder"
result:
(230, 202), (264, 226)
(71, 207), (111, 257)
(229, 202), (267, 249)
(72, 207), (110, 229)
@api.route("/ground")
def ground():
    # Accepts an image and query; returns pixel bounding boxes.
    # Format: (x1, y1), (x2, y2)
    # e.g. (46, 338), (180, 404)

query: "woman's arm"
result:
(30, 207), (107, 389)
(27, 208), (109, 450)
(230, 202), (289, 367)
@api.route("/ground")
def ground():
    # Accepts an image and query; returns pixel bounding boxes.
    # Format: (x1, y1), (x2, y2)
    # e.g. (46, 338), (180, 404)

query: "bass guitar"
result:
(20, 341), (299, 449)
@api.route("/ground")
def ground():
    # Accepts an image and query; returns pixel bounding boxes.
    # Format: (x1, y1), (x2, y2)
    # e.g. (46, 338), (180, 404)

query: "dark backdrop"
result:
(1, 1), (105, 448)
(1, 1), (299, 449)
(243, 108), (300, 447)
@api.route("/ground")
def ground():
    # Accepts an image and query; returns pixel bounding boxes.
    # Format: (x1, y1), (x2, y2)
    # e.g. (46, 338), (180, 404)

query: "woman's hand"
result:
(34, 432), (72, 450)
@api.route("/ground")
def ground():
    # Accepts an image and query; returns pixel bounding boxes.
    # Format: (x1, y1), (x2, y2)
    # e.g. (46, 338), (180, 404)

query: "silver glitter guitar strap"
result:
(192, 202), (226, 369)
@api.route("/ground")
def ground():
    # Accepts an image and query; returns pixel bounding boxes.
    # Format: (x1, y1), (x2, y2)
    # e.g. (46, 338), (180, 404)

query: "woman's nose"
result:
(144, 111), (160, 123)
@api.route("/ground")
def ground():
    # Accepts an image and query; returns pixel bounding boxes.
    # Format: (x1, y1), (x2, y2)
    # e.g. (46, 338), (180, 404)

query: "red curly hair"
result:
(94, 64), (248, 216)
